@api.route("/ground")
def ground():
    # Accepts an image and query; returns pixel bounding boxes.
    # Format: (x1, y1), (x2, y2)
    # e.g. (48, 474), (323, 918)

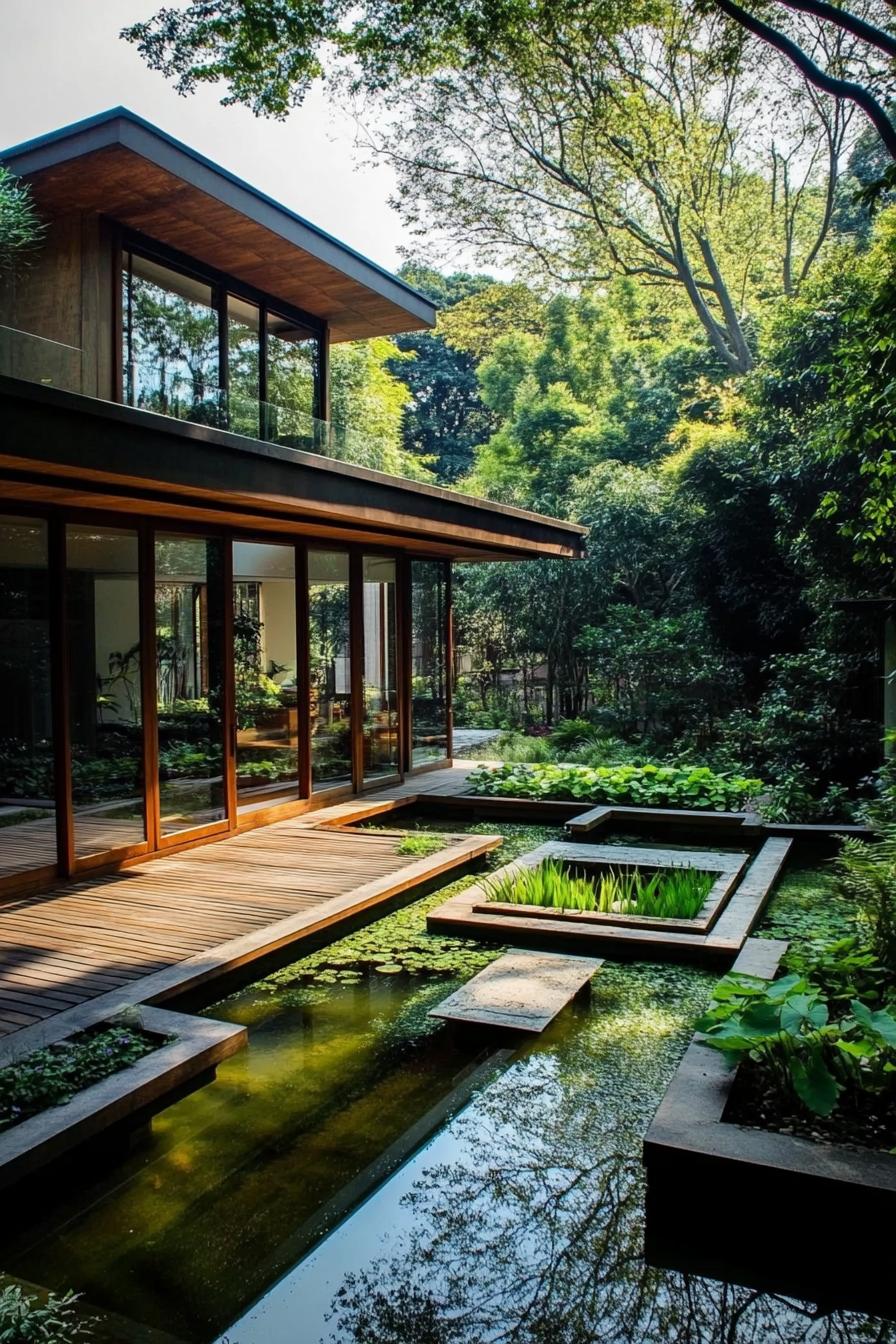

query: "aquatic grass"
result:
(484, 858), (713, 920)
(395, 833), (445, 858)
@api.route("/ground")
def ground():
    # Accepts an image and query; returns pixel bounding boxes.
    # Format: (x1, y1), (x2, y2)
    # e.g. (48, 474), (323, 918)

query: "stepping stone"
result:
(429, 950), (603, 1032)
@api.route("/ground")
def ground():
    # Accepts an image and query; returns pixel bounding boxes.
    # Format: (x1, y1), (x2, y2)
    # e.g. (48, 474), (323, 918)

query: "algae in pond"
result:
(755, 862), (857, 946)
(257, 823), (566, 991)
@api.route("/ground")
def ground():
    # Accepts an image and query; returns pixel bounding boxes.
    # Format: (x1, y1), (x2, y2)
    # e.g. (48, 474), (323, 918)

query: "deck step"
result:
(429, 950), (602, 1032)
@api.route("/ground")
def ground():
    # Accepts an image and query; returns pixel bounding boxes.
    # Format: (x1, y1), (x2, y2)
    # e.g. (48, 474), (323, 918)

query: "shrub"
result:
(698, 967), (896, 1118)
(0, 1023), (161, 1133)
(833, 827), (896, 972)
(0, 1283), (93, 1343)
(466, 762), (763, 811)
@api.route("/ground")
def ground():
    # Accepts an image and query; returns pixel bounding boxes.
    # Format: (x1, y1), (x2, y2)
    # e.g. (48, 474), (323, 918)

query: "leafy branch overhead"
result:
(0, 167), (44, 272)
(125, 0), (896, 372)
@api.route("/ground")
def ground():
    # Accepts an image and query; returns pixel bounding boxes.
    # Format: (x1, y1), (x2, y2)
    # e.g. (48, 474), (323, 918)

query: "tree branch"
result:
(713, 0), (896, 160)
(775, 0), (896, 58)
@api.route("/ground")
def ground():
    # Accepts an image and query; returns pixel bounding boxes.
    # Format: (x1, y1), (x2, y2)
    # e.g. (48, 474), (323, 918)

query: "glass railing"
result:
(1, 328), (417, 479)
(0, 324), (82, 394)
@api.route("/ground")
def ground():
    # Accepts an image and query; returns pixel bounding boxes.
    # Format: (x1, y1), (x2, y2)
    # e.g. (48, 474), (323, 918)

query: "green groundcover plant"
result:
(485, 857), (712, 919)
(0, 1283), (93, 1343)
(0, 1024), (160, 1134)
(697, 965), (896, 1119)
(467, 762), (763, 812)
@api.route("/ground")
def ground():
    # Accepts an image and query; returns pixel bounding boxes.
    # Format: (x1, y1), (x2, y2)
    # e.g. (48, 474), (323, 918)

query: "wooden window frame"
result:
(0, 501), (452, 895)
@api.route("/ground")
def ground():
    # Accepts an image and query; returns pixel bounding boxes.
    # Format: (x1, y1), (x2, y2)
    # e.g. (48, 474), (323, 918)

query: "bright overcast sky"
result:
(0, 0), (424, 275)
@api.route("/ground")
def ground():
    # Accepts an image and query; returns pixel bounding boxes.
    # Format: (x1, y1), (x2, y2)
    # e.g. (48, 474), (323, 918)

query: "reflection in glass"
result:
(233, 542), (299, 813)
(227, 295), (261, 438)
(0, 517), (55, 876)
(309, 551), (352, 788)
(411, 560), (449, 765)
(66, 526), (145, 857)
(155, 534), (226, 835)
(264, 312), (320, 448)
(363, 555), (399, 780)
(123, 252), (221, 425)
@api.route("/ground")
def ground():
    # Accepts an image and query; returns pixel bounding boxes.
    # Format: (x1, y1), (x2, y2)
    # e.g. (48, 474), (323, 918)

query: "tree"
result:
(708, 0), (896, 162)
(329, 336), (434, 480)
(124, 0), (878, 372)
(389, 264), (498, 482)
(0, 167), (44, 272)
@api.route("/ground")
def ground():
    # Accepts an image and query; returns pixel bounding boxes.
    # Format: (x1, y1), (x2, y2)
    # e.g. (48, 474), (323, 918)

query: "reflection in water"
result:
(321, 966), (893, 1344)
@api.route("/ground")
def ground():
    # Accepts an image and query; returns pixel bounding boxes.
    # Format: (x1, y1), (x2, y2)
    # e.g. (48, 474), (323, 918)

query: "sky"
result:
(0, 0), (424, 275)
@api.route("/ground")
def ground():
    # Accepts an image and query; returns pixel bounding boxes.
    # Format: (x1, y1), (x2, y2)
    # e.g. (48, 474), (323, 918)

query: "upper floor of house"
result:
(0, 108), (436, 456)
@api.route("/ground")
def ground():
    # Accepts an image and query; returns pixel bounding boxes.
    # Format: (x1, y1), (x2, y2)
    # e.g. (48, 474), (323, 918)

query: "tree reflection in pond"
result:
(325, 965), (893, 1344)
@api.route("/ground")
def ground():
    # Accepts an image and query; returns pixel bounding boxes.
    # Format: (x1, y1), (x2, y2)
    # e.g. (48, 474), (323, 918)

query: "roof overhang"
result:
(0, 378), (587, 562)
(1, 108), (436, 342)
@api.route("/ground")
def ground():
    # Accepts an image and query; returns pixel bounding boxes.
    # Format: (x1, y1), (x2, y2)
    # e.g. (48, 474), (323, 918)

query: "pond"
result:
(1, 822), (891, 1343)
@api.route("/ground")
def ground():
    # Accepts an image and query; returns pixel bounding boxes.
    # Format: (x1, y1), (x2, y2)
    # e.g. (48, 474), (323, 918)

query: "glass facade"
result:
(233, 542), (299, 813)
(121, 248), (323, 446)
(123, 253), (221, 424)
(362, 555), (399, 781)
(308, 551), (352, 788)
(0, 517), (55, 877)
(0, 516), (451, 886)
(411, 561), (449, 765)
(155, 533), (227, 836)
(66, 525), (145, 857)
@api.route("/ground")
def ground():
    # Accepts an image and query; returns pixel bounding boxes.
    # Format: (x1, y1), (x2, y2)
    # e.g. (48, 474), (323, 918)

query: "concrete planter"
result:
(643, 938), (896, 1317)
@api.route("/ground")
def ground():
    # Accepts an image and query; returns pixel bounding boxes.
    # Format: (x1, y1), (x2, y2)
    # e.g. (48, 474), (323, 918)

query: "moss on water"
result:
(258, 822), (564, 991)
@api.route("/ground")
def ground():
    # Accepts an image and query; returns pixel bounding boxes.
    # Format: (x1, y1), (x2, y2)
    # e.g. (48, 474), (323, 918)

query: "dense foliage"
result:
(0, 1024), (161, 1134)
(467, 762), (764, 810)
(0, 1284), (92, 1344)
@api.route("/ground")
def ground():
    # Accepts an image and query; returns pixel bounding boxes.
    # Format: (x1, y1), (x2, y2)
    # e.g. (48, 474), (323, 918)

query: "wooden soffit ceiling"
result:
(2, 109), (436, 343)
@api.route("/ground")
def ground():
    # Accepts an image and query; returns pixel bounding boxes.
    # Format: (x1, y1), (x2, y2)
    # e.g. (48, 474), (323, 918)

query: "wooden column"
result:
(221, 537), (238, 828)
(445, 561), (455, 761)
(48, 515), (74, 875)
(397, 555), (412, 776)
(295, 543), (312, 797)
(349, 549), (365, 792)
(138, 524), (160, 852)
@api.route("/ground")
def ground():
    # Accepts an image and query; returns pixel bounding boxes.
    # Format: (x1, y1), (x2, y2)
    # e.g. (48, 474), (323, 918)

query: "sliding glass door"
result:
(233, 541), (299, 813)
(362, 555), (399, 782)
(66, 525), (146, 859)
(0, 516), (56, 879)
(155, 533), (228, 837)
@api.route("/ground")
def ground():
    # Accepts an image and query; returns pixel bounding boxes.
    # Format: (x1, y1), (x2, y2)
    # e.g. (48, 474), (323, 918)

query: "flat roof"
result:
(0, 376), (588, 562)
(2, 108), (436, 343)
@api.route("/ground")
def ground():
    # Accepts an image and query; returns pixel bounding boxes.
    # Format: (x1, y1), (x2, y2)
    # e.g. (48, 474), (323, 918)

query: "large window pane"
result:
(233, 542), (299, 813)
(227, 295), (261, 438)
(309, 551), (352, 788)
(362, 555), (399, 780)
(411, 561), (449, 766)
(264, 313), (320, 448)
(123, 253), (221, 426)
(67, 526), (145, 858)
(0, 517), (56, 877)
(155, 534), (226, 835)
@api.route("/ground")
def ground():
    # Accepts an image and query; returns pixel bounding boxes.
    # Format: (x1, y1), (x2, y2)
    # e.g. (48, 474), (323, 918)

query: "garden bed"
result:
(428, 839), (790, 964)
(471, 844), (748, 932)
(0, 1007), (246, 1191)
(643, 938), (896, 1316)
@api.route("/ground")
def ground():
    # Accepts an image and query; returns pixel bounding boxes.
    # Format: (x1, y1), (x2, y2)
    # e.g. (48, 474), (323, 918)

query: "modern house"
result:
(0, 108), (585, 896)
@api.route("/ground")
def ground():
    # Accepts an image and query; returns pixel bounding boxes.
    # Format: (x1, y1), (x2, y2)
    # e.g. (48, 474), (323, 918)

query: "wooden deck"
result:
(0, 766), (494, 1059)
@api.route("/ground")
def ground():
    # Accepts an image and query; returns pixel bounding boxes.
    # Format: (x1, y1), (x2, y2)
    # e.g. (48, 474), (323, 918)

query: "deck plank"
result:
(0, 779), (500, 1050)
